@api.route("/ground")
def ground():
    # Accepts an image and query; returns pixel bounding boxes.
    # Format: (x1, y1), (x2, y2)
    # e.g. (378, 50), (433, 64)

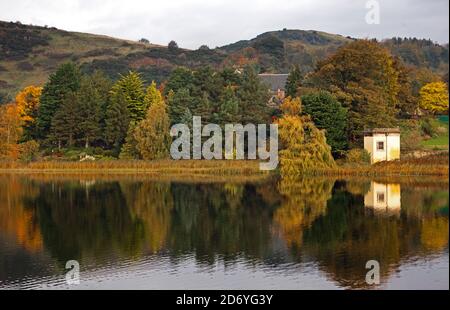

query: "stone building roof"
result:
(364, 128), (401, 136)
(258, 74), (288, 91)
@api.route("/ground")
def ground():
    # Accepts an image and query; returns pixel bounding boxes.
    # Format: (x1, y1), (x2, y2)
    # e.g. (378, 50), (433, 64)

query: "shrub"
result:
(420, 117), (439, 137)
(345, 149), (370, 165)
(18, 140), (40, 162)
(400, 119), (423, 152)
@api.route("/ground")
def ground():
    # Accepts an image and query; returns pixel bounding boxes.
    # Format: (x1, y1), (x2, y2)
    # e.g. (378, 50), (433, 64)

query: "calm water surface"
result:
(0, 175), (448, 290)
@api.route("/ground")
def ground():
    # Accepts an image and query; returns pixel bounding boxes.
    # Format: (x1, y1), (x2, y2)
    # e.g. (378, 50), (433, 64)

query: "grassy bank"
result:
(320, 153), (449, 177)
(0, 153), (448, 179)
(420, 116), (449, 150)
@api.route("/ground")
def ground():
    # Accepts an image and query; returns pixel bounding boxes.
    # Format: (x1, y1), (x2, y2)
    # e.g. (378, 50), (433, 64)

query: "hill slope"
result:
(1, 21), (448, 102)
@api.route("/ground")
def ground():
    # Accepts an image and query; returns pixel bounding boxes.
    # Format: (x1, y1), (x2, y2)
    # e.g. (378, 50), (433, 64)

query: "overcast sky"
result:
(0, 0), (448, 49)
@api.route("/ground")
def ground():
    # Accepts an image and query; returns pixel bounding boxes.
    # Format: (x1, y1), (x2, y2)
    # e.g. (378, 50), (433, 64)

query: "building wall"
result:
(364, 136), (373, 160)
(364, 133), (400, 164)
(387, 134), (400, 161)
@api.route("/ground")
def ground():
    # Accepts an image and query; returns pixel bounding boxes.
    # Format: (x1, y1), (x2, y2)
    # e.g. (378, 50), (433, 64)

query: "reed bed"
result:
(0, 160), (271, 178)
(0, 153), (448, 179)
(3, 173), (274, 184)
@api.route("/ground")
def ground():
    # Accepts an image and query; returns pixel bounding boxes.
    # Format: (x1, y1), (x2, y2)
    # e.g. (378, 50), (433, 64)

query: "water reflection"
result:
(0, 175), (448, 289)
(364, 182), (401, 215)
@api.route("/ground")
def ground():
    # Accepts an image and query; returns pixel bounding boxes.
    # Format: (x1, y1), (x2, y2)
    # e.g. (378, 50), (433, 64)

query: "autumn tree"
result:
(119, 81), (164, 159)
(419, 82), (449, 113)
(0, 103), (22, 159)
(305, 40), (400, 145)
(277, 97), (335, 176)
(134, 84), (171, 160)
(18, 140), (40, 162)
(37, 63), (81, 139)
(393, 58), (418, 116)
(15, 86), (42, 141)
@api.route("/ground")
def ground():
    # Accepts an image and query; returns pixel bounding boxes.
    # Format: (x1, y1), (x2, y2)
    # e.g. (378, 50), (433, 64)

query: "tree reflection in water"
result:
(0, 174), (447, 288)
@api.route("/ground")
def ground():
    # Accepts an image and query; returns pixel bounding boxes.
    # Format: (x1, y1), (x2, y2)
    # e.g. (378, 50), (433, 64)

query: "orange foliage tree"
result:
(15, 86), (42, 140)
(0, 103), (23, 159)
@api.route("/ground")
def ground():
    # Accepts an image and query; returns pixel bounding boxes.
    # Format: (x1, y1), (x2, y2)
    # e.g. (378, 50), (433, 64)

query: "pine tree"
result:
(286, 64), (303, 98)
(88, 71), (113, 136)
(50, 92), (81, 148)
(77, 77), (103, 148)
(37, 63), (81, 139)
(167, 88), (195, 125)
(179, 107), (193, 128)
(110, 71), (146, 122)
(217, 86), (241, 124)
(236, 66), (271, 124)
(105, 91), (130, 155)
(194, 92), (212, 123)
(164, 67), (194, 95)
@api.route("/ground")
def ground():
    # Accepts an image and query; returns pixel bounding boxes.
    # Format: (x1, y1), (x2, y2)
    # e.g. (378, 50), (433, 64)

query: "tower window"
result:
(377, 192), (385, 203)
(377, 141), (385, 151)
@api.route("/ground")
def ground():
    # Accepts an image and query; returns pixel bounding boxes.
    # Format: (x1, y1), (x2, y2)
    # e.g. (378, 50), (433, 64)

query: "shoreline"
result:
(0, 156), (448, 180)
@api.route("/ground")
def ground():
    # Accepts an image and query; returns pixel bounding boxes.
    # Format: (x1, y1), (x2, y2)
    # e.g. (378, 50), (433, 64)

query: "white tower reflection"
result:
(364, 182), (401, 215)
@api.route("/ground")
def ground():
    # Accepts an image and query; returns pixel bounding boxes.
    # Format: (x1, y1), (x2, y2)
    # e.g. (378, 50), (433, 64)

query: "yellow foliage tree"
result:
(277, 97), (335, 176)
(419, 82), (449, 113)
(0, 103), (22, 160)
(134, 83), (171, 160)
(15, 86), (42, 140)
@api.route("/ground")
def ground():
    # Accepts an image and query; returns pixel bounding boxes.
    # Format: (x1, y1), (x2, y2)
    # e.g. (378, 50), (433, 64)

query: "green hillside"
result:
(1, 21), (448, 102)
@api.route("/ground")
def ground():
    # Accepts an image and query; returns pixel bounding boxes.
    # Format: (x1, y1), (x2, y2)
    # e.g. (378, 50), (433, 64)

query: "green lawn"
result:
(421, 116), (449, 150)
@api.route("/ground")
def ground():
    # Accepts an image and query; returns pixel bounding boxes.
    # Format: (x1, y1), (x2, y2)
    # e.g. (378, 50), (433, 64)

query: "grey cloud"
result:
(0, 0), (447, 49)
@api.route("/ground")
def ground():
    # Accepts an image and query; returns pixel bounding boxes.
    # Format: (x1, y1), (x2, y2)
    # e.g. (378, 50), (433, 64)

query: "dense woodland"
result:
(0, 24), (449, 169)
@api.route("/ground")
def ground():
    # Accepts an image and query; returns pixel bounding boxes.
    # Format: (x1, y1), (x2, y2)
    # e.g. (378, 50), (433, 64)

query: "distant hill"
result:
(382, 37), (449, 73)
(0, 21), (448, 101)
